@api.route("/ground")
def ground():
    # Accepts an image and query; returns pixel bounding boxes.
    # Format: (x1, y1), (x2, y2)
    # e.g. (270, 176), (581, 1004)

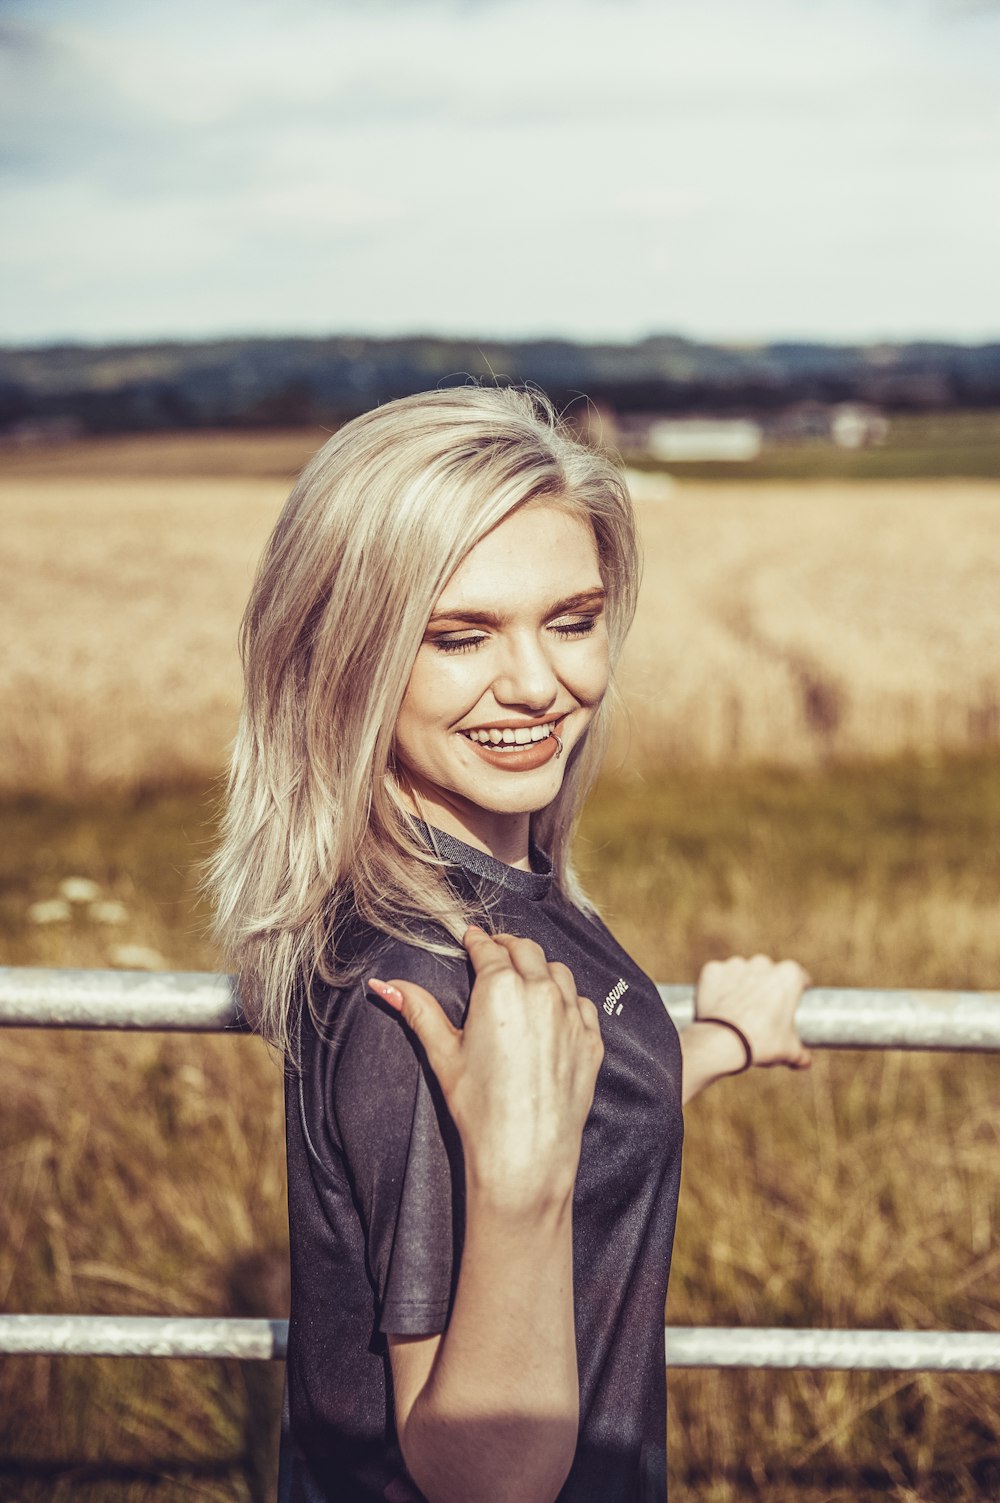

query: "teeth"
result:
(464, 721), (557, 745)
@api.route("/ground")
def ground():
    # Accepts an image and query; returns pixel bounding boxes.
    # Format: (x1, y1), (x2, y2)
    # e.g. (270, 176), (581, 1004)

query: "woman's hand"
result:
(694, 953), (813, 1071)
(680, 953), (812, 1104)
(368, 925), (604, 1214)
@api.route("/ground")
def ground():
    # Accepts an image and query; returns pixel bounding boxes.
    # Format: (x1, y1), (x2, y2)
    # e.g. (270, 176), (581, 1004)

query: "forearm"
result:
(680, 1019), (748, 1105)
(400, 1182), (579, 1503)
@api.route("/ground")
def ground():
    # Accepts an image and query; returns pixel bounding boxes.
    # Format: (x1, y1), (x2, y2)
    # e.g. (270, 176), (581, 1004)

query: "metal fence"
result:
(2, 966), (999, 1373)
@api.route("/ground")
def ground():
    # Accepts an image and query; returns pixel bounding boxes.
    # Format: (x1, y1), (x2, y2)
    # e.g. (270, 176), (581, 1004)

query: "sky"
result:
(1, 0), (998, 347)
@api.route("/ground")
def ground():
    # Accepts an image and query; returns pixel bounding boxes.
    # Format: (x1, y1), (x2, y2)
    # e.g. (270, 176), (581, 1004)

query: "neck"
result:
(404, 785), (533, 870)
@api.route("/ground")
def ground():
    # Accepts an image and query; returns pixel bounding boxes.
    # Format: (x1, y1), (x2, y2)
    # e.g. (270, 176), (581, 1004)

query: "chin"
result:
(465, 772), (566, 816)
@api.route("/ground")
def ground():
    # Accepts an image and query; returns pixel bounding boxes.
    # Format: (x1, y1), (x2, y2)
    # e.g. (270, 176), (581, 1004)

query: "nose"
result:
(491, 628), (560, 713)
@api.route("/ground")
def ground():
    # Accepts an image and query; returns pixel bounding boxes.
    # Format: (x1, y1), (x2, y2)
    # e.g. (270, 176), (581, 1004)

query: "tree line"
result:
(1, 332), (999, 435)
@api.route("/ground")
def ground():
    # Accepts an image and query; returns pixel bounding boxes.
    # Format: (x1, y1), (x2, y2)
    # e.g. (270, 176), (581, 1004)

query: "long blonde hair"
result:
(209, 385), (640, 1057)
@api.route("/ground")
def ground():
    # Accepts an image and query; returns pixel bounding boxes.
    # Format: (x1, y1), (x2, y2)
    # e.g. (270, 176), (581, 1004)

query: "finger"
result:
(488, 932), (553, 982)
(577, 995), (602, 1033)
(782, 1023), (812, 1067)
(545, 959), (579, 1010)
(461, 924), (515, 977)
(775, 958), (812, 1000)
(367, 977), (462, 1074)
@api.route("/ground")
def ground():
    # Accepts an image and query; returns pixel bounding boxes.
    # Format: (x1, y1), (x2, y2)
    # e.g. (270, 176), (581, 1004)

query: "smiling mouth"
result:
(459, 716), (563, 751)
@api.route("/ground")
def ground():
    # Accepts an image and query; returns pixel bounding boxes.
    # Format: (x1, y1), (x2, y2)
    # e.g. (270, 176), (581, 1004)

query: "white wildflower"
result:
(90, 901), (129, 925)
(59, 877), (101, 904)
(28, 899), (72, 925)
(108, 945), (166, 971)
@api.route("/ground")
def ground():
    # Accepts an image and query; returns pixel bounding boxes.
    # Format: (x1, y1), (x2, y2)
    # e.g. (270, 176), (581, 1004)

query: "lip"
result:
(462, 725), (564, 773)
(454, 709), (565, 769)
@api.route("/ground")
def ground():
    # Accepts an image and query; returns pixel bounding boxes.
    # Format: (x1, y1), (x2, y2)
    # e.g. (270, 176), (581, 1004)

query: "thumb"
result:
(367, 976), (461, 1077)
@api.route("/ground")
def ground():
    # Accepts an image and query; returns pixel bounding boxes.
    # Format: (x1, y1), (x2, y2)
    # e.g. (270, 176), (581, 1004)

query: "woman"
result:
(211, 385), (811, 1503)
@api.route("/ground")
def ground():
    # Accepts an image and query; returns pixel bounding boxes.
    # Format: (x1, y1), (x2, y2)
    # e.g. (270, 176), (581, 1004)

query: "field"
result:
(1, 432), (999, 1502)
(2, 429), (1000, 792)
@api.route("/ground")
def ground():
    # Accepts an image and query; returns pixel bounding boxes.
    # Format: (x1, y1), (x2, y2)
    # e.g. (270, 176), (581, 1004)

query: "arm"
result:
(369, 928), (602, 1503)
(680, 1017), (754, 1106)
(681, 953), (813, 1107)
(389, 1186), (577, 1503)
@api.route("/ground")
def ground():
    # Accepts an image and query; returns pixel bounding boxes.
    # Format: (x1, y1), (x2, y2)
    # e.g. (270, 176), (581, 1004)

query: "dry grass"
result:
(0, 474), (282, 792)
(0, 427), (329, 480)
(1, 433), (999, 794)
(1, 759), (999, 1502)
(615, 476), (1000, 768)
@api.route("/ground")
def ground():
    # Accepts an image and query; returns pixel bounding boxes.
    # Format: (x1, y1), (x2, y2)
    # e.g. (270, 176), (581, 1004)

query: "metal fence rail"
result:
(2, 966), (998, 1375)
(2, 967), (1000, 1050)
(2, 1316), (999, 1373)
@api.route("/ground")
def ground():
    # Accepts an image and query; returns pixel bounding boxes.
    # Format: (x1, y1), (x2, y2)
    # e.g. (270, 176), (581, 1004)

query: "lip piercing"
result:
(552, 733), (564, 759)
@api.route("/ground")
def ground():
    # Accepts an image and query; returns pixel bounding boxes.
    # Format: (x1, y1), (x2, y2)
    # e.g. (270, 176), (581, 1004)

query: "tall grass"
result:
(1, 756), (998, 1501)
(577, 758), (1000, 1502)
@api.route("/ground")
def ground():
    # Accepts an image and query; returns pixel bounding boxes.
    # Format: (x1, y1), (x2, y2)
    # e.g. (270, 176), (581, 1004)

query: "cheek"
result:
(572, 636), (611, 707)
(396, 649), (481, 740)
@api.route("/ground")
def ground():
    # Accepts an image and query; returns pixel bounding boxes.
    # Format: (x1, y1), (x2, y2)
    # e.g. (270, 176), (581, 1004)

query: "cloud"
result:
(1, 0), (998, 342)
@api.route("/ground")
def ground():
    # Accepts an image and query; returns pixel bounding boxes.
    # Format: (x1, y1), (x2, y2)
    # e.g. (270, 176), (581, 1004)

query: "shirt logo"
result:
(603, 978), (629, 1016)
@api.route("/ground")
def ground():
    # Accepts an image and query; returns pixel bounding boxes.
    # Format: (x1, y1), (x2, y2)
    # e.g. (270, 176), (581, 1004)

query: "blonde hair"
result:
(209, 385), (640, 1057)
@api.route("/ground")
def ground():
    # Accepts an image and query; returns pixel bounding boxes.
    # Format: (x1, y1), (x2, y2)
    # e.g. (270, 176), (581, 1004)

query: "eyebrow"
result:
(427, 587), (607, 629)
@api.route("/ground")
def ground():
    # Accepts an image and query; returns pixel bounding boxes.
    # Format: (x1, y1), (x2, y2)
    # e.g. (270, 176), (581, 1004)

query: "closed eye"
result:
(434, 634), (487, 655)
(551, 616), (599, 638)
(432, 616), (599, 655)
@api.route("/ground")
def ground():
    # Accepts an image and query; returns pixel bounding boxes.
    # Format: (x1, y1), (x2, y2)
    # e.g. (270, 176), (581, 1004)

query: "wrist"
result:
(688, 1018), (751, 1079)
(465, 1163), (577, 1223)
(697, 1015), (753, 1074)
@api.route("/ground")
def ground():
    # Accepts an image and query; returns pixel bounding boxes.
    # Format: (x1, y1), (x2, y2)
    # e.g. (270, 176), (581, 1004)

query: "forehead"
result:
(437, 505), (601, 608)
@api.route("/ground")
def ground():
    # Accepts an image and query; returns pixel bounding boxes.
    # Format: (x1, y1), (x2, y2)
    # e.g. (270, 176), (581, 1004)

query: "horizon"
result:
(4, 326), (1000, 355)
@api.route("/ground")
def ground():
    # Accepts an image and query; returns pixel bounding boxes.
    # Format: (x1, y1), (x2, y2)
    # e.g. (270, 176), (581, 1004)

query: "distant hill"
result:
(1, 332), (999, 435)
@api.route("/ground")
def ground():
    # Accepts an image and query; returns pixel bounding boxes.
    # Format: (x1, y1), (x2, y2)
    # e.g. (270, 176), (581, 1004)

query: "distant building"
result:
(767, 400), (888, 448)
(830, 403), (889, 449)
(646, 417), (762, 463)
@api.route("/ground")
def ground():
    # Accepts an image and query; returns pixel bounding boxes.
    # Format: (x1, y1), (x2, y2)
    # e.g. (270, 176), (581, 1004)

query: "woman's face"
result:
(394, 503), (610, 859)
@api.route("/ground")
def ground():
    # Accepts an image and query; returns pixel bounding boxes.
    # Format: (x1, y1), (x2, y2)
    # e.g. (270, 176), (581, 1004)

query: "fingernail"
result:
(368, 978), (403, 1008)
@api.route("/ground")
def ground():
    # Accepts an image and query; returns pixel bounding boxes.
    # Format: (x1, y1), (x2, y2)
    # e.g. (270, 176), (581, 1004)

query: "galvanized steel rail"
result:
(1, 966), (998, 1372)
(2, 967), (1000, 1050)
(0, 1315), (288, 1362)
(2, 1316), (999, 1372)
(0, 967), (244, 1032)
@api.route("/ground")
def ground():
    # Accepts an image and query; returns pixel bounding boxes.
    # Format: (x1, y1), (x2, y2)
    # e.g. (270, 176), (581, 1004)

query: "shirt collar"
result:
(414, 820), (553, 902)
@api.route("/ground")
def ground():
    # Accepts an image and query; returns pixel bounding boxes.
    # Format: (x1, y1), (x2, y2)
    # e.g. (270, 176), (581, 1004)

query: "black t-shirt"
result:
(281, 826), (684, 1503)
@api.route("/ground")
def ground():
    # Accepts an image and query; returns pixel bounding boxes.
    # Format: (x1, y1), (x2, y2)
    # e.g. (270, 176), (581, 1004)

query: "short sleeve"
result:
(329, 939), (470, 1336)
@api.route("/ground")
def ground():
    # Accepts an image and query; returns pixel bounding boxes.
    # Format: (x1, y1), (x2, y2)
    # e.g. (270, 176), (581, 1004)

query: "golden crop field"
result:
(1, 430), (999, 794)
